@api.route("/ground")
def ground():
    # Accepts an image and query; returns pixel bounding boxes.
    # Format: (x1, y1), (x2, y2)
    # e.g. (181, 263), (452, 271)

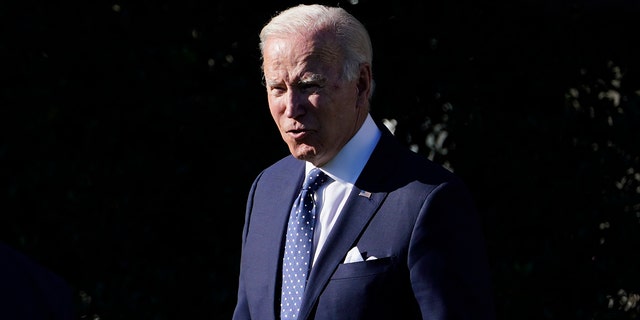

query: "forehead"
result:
(262, 34), (342, 80)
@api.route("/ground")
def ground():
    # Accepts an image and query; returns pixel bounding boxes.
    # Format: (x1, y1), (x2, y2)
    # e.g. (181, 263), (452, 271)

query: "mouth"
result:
(286, 128), (312, 140)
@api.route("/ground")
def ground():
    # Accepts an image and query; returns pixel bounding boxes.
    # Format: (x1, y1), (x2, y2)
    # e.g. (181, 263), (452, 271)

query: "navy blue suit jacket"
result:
(233, 123), (495, 319)
(0, 242), (75, 320)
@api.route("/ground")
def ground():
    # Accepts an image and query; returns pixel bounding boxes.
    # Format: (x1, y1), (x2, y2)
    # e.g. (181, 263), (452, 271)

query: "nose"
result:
(284, 90), (306, 119)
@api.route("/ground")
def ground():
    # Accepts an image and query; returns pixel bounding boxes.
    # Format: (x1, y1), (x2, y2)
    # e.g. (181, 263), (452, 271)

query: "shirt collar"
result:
(307, 113), (381, 184)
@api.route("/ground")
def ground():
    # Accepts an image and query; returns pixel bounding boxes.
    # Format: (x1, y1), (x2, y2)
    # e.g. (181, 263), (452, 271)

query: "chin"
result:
(291, 145), (318, 162)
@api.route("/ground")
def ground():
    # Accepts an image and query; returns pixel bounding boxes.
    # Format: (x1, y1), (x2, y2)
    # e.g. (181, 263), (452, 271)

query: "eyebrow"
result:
(263, 73), (326, 88)
(298, 74), (326, 85)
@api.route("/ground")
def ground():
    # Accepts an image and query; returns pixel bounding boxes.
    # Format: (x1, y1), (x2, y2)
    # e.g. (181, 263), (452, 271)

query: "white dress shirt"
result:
(305, 114), (381, 265)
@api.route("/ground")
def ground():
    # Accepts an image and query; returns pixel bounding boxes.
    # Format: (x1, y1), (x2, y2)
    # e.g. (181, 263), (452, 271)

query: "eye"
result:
(297, 74), (326, 94)
(298, 82), (323, 95)
(268, 85), (287, 96)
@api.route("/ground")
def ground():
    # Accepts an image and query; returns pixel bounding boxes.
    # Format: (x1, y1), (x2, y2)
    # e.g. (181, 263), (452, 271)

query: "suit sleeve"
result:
(408, 180), (496, 320)
(232, 175), (260, 320)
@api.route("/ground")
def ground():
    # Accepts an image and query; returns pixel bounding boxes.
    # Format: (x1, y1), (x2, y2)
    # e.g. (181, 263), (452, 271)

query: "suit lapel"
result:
(297, 126), (402, 319)
(247, 158), (305, 319)
(299, 186), (388, 319)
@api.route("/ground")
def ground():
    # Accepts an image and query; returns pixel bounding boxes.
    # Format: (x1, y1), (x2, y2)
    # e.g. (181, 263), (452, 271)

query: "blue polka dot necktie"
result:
(280, 168), (329, 319)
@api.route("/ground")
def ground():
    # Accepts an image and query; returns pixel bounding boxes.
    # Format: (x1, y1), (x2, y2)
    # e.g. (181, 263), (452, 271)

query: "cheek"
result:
(268, 101), (285, 124)
(267, 96), (280, 113)
(268, 105), (280, 120)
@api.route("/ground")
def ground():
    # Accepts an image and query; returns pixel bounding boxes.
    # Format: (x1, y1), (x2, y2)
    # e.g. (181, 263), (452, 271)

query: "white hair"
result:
(259, 4), (373, 85)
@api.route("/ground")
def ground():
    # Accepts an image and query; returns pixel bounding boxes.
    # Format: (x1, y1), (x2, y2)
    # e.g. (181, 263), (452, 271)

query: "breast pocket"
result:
(331, 256), (395, 280)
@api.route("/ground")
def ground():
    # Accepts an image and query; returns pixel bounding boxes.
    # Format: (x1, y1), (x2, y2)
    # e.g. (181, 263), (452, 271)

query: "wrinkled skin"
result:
(262, 31), (372, 167)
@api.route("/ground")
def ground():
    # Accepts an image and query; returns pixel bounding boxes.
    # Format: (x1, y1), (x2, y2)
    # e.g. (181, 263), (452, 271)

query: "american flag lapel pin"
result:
(358, 190), (372, 199)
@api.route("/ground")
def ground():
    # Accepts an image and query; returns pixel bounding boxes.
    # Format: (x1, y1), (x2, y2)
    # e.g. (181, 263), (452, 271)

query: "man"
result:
(233, 4), (495, 319)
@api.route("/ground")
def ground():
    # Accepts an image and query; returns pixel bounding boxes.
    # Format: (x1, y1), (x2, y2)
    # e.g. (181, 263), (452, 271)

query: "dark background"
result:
(2, 0), (640, 319)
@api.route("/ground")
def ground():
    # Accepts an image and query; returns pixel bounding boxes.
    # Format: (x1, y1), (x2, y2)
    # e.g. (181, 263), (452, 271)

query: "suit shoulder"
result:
(260, 155), (303, 176)
(384, 133), (460, 183)
(250, 155), (305, 190)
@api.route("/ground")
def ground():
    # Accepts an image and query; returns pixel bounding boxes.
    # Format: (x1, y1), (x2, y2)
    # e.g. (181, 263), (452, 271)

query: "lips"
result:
(286, 128), (311, 140)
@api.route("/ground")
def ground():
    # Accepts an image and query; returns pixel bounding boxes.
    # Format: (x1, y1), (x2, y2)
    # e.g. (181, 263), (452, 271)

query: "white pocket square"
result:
(343, 246), (377, 263)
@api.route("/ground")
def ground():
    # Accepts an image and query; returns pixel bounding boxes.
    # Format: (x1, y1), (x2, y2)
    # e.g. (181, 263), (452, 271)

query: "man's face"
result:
(261, 32), (364, 167)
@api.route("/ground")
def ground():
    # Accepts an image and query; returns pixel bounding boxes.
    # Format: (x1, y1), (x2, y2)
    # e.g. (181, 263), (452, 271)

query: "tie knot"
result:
(303, 168), (329, 192)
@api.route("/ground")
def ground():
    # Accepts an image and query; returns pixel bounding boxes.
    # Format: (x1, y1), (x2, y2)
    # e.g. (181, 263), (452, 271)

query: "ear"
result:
(356, 63), (373, 101)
